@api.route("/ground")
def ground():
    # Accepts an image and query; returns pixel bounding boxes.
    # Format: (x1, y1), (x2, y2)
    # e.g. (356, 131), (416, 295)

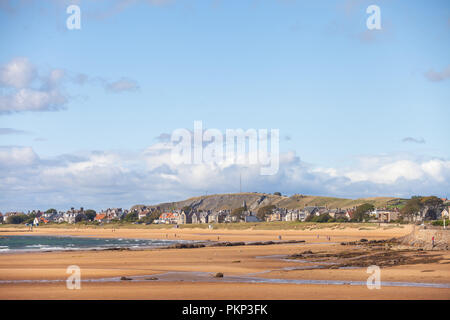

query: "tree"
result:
(400, 196), (443, 221)
(124, 211), (138, 222)
(313, 213), (332, 223)
(353, 203), (374, 222)
(7, 214), (28, 224)
(141, 210), (161, 224)
(84, 209), (97, 221)
(75, 214), (87, 223)
(256, 205), (275, 221)
(400, 197), (421, 220)
(274, 192), (282, 196)
(420, 196), (443, 207)
(45, 208), (57, 214)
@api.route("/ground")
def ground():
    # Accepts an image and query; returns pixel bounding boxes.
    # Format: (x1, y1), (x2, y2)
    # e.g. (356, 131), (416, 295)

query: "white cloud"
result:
(105, 77), (139, 93)
(0, 58), (68, 114)
(0, 146), (39, 167)
(0, 57), (140, 114)
(0, 88), (68, 113)
(0, 143), (449, 212)
(424, 65), (450, 82)
(0, 57), (35, 89)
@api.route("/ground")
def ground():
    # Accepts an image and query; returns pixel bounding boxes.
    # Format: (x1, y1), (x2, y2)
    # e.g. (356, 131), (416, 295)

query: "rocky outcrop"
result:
(398, 227), (450, 250)
(132, 193), (400, 213)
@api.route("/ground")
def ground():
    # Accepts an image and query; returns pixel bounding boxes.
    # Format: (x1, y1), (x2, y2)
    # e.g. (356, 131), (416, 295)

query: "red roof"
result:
(160, 212), (177, 219)
(94, 214), (106, 220)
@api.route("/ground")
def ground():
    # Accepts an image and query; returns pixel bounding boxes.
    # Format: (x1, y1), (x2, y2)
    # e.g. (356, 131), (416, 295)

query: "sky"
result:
(0, 0), (449, 212)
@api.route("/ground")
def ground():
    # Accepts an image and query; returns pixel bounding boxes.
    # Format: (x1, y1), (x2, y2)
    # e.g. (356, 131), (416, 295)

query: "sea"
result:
(0, 235), (192, 253)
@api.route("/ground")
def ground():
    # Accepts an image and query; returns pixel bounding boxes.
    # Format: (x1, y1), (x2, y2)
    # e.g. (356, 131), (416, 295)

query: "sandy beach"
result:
(0, 225), (449, 300)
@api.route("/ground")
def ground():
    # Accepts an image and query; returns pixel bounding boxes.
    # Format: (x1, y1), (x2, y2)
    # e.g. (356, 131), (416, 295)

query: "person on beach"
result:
(432, 236), (435, 248)
(278, 235), (282, 240)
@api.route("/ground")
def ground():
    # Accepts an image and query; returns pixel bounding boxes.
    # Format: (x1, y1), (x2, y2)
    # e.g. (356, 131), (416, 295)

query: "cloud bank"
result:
(0, 57), (140, 114)
(0, 142), (448, 212)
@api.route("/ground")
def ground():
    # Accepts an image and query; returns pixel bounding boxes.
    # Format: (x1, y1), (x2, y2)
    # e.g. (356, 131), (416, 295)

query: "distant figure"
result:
(166, 234), (168, 238)
(174, 234), (176, 238)
(432, 236), (435, 248)
(278, 235), (282, 240)
(217, 236), (220, 241)
(317, 235), (319, 239)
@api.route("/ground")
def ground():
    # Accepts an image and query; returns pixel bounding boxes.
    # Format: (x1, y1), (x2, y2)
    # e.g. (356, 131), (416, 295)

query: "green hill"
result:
(131, 193), (406, 212)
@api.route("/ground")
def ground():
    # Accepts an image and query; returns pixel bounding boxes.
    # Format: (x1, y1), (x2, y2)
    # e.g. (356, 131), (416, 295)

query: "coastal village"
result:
(1, 196), (449, 226)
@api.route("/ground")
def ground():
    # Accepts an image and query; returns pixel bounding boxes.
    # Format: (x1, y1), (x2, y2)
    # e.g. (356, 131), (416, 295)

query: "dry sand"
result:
(0, 225), (449, 300)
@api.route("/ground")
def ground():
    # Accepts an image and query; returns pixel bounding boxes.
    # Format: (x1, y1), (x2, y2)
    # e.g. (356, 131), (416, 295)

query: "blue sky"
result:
(0, 0), (449, 212)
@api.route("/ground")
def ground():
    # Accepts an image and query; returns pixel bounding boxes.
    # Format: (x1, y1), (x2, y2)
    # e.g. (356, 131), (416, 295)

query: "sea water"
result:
(0, 235), (192, 253)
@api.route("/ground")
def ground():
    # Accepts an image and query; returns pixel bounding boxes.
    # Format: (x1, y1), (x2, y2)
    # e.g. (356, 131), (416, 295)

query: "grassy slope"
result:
(132, 193), (404, 212)
(0, 221), (400, 231)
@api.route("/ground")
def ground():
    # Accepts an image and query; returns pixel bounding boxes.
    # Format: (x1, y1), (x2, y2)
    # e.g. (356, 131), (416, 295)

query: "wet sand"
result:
(0, 225), (449, 299)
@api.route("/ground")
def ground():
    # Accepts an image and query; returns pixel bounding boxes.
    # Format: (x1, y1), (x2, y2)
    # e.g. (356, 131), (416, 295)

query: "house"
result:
(0, 213), (3, 223)
(303, 206), (319, 217)
(298, 210), (307, 221)
(42, 211), (56, 221)
(316, 207), (329, 215)
(284, 210), (300, 221)
(268, 208), (286, 222)
(33, 217), (39, 226)
(104, 208), (125, 220)
(55, 214), (65, 223)
(345, 209), (355, 220)
(138, 210), (150, 220)
(159, 212), (182, 224)
(94, 213), (107, 223)
(198, 212), (210, 224)
(208, 211), (228, 223)
(39, 217), (50, 224)
(244, 213), (261, 223)
(441, 208), (449, 219)
(328, 208), (346, 219)
(190, 212), (200, 224)
(5, 212), (22, 219)
(177, 211), (193, 224)
(223, 212), (234, 223)
(376, 210), (399, 223)
(334, 210), (348, 220)
(63, 207), (84, 224)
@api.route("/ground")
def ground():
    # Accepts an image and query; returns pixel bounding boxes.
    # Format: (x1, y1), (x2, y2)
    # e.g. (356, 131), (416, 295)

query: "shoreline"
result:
(0, 225), (449, 299)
